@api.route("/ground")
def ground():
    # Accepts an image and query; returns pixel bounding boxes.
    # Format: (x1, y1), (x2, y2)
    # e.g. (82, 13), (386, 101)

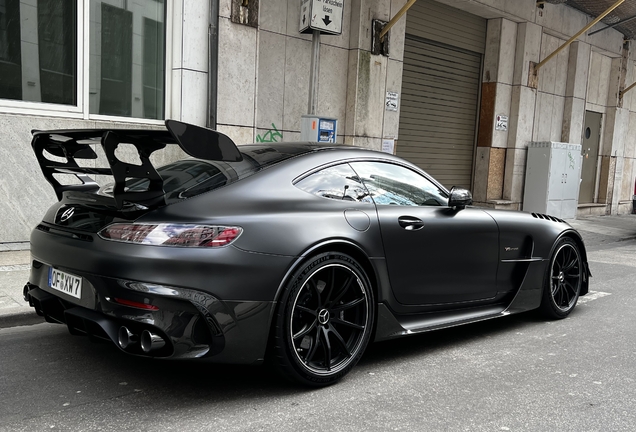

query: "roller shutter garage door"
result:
(398, 0), (486, 190)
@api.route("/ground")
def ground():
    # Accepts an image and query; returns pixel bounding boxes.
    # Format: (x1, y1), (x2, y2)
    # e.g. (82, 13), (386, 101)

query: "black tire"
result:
(539, 237), (582, 319)
(271, 252), (375, 386)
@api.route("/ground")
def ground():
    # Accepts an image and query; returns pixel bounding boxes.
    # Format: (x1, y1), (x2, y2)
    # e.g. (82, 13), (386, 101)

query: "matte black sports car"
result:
(25, 121), (590, 386)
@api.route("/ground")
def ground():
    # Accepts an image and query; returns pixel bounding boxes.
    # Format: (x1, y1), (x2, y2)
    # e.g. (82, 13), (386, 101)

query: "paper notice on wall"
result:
(382, 139), (395, 154)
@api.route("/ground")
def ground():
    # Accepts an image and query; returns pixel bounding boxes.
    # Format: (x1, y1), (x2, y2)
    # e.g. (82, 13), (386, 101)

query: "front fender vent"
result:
(531, 213), (565, 223)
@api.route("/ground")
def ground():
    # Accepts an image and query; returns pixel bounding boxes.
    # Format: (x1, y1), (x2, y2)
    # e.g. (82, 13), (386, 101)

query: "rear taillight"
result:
(98, 223), (242, 247)
(112, 297), (159, 311)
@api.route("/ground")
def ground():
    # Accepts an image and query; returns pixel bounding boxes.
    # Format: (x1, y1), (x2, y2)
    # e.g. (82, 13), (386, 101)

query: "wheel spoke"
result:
(321, 327), (332, 371)
(329, 326), (352, 358)
(307, 279), (323, 309)
(563, 280), (577, 297)
(293, 319), (317, 340)
(331, 317), (364, 330)
(328, 274), (354, 308)
(304, 327), (321, 364)
(332, 297), (364, 313)
(296, 305), (317, 316)
(562, 258), (577, 272)
(324, 267), (337, 305)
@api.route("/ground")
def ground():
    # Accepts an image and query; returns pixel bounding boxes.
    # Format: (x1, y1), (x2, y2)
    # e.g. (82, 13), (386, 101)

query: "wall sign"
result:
(300, 0), (344, 35)
(495, 114), (508, 131)
(386, 91), (399, 112)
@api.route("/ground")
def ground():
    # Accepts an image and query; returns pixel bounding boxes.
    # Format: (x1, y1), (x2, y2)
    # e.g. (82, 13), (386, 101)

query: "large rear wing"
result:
(31, 120), (242, 209)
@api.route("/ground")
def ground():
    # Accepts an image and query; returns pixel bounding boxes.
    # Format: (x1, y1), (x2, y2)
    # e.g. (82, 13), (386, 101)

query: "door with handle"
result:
(350, 161), (499, 306)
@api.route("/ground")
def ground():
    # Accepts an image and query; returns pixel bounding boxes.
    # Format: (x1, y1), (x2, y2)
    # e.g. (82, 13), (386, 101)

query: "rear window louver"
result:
(531, 213), (565, 223)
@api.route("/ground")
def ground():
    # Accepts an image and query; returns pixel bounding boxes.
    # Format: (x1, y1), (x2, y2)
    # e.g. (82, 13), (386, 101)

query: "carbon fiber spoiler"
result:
(31, 120), (242, 209)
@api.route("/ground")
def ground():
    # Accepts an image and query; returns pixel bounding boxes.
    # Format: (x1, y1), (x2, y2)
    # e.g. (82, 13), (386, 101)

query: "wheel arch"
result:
(265, 239), (381, 351)
(556, 229), (590, 296)
(273, 239), (379, 306)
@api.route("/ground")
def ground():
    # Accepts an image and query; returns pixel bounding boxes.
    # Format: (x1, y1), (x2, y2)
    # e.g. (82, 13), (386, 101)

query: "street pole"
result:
(308, 30), (320, 115)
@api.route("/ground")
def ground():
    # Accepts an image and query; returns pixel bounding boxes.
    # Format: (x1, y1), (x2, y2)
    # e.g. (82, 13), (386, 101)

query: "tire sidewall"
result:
(541, 237), (582, 319)
(274, 252), (375, 386)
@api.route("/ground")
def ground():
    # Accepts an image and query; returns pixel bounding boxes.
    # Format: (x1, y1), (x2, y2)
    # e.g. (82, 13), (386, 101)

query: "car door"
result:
(350, 161), (499, 306)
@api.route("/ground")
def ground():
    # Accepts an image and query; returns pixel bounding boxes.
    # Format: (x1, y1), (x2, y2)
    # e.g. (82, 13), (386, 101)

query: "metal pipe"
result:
(308, 30), (321, 115)
(379, 0), (417, 42)
(535, 0), (625, 71)
(208, 0), (220, 128)
(588, 13), (636, 36)
(620, 81), (636, 98)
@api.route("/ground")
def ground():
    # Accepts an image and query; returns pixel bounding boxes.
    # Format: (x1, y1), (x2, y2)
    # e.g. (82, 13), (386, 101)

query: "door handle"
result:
(398, 216), (424, 231)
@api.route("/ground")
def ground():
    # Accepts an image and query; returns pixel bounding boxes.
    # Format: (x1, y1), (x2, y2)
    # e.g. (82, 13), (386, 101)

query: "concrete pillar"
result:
(599, 53), (631, 213)
(474, 18), (516, 204)
(344, 0), (405, 150)
(170, 0), (213, 127)
(503, 22), (542, 207)
(561, 41), (591, 144)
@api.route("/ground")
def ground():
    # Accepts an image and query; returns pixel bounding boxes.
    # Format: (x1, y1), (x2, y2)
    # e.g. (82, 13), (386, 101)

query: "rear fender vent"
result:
(531, 213), (565, 223)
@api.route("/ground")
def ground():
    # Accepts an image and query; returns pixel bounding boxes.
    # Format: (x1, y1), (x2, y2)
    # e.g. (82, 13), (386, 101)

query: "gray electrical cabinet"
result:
(523, 142), (582, 219)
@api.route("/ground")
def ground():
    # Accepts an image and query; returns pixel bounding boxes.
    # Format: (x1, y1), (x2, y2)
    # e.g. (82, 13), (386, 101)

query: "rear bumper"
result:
(24, 280), (274, 363)
(25, 224), (296, 363)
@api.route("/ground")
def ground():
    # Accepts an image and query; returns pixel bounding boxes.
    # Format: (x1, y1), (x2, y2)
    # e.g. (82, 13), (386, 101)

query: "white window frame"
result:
(0, 0), (171, 124)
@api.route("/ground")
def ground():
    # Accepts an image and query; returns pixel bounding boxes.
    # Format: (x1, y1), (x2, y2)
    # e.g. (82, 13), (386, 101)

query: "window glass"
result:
(295, 164), (373, 203)
(350, 162), (448, 206)
(109, 144), (315, 204)
(0, 0), (76, 104)
(90, 0), (165, 119)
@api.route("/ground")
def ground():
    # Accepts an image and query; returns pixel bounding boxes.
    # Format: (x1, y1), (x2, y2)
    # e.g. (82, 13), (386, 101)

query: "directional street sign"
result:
(299, 0), (344, 35)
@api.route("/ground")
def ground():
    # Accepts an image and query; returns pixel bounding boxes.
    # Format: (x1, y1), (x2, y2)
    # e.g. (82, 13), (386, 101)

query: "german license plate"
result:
(48, 267), (82, 299)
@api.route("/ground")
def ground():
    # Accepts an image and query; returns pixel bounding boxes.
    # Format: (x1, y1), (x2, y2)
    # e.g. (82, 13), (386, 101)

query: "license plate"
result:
(48, 267), (82, 299)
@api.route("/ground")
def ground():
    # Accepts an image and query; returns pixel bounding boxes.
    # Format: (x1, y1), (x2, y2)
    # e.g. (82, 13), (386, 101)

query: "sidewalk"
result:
(1, 214), (635, 328)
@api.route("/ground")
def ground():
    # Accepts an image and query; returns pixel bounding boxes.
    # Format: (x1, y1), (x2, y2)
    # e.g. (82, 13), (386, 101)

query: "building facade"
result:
(1, 0), (635, 243)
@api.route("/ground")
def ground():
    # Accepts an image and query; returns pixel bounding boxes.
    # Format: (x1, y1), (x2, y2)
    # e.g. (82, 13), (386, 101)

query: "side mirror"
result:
(448, 187), (472, 209)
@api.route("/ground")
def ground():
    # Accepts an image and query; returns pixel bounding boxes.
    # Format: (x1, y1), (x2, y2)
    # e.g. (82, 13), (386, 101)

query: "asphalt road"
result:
(1, 239), (634, 432)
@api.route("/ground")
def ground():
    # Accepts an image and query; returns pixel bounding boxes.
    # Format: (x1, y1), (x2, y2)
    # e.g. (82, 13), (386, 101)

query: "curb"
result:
(0, 308), (44, 329)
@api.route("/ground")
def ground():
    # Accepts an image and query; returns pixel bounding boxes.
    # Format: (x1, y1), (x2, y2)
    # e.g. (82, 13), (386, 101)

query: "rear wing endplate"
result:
(31, 120), (242, 209)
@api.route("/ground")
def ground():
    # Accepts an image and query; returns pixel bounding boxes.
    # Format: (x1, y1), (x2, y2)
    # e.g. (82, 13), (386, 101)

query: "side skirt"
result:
(373, 302), (510, 342)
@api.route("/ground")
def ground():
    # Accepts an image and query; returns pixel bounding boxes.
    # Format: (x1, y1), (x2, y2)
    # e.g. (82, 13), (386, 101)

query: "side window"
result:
(350, 162), (448, 206)
(295, 164), (373, 203)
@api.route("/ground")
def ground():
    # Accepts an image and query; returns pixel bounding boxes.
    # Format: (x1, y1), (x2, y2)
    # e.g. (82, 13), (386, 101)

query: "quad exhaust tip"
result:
(141, 330), (166, 353)
(118, 326), (138, 350)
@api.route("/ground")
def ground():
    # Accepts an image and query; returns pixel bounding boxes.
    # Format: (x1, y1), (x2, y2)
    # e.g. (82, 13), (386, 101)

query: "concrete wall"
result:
(467, 0), (629, 215)
(215, 0), (404, 147)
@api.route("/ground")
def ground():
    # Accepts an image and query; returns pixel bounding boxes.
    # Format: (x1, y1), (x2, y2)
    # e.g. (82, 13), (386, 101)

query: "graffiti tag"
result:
(256, 123), (283, 143)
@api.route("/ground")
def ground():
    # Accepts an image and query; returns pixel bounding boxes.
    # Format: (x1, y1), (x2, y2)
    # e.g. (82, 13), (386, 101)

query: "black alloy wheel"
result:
(539, 237), (582, 319)
(271, 252), (374, 386)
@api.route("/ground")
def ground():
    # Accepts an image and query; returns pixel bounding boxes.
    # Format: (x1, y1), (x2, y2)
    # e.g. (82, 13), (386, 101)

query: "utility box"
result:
(523, 142), (583, 219)
(301, 115), (337, 143)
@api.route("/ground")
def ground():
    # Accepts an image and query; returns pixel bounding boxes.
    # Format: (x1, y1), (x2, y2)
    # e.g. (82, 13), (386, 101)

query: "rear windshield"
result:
(124, 144), (313, 203)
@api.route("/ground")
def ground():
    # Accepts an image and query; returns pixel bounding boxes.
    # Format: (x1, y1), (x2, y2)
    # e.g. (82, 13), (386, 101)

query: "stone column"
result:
(344, 0), (404, 150)
(503, 22), (542, 208)
(170, 0), (213, 127)
(561, 41), (590, 144)
(474, 18), (516, 205)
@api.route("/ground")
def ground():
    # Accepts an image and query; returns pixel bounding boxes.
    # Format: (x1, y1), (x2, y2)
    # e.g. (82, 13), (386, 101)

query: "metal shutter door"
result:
(398, 0), (486, 190)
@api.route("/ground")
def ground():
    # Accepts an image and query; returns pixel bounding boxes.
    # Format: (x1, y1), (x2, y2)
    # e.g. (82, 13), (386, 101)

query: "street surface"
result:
(1, 225), (635, 431)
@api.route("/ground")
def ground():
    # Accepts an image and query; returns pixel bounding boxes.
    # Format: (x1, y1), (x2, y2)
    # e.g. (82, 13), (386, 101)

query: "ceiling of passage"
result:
(545, 0), (636, 39)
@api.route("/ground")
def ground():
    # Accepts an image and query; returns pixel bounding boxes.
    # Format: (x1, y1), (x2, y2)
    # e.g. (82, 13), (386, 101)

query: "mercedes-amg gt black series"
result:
(24, 121), (590, 386)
